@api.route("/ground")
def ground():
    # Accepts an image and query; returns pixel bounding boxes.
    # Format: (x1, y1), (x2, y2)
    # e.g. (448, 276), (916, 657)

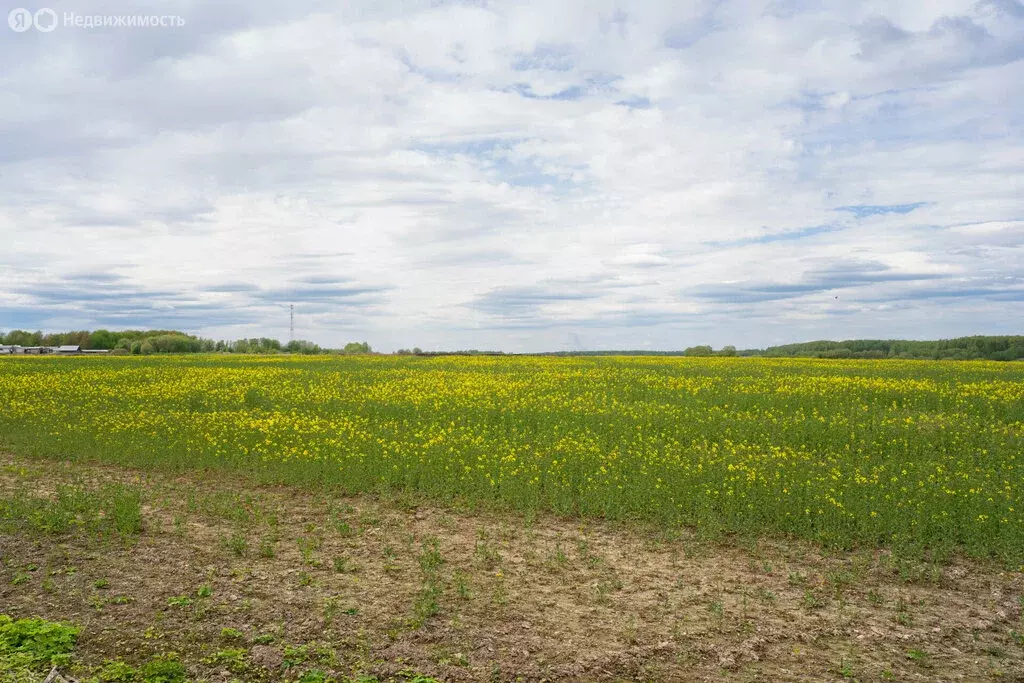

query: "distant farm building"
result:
(0, 344), (108, 356)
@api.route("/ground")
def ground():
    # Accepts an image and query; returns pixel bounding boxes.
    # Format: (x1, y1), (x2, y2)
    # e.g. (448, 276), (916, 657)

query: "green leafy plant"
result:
(0, 615), (80, 672)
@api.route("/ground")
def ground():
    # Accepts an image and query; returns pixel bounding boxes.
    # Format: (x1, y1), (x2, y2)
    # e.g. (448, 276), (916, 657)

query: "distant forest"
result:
(2, 329), (1022, 360)
(752, 336), (1024, 361)
(544, 336), (1024, 361)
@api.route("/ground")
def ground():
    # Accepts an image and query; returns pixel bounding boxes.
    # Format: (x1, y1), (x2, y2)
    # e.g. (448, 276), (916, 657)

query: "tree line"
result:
(538, 337), (1024, 361)
(753, 336), (1024, 361)
(4, 329), (1021, 360)
(0, 329), (373, 356)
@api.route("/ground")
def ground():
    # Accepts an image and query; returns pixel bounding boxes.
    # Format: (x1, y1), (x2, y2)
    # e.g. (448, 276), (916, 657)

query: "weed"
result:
(475, 540), (502, 570)
(0, 614), (80, 674)
(802, 589), (822, 610)
(323, 597), (340, 627)
(0, 483), (143, 539)
(332, 518), (355, 537)
(97, 659), (138, 681)
(895, 596), (913, 626)
(333, 556), (357, 574)
(419, 537), (444, 573)
(298, 535), (322, 566)
(413, 581), (442, 625)
(553, 543), (568, 568)
(838, 657), (855, 678)
(225, 532), (248, 557)
(205, 648), (247, 673)
(454, 570), (471, 600)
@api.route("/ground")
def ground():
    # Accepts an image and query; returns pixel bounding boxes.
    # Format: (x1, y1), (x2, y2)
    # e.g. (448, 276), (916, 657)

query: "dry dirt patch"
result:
(1, 453), (1022, 682)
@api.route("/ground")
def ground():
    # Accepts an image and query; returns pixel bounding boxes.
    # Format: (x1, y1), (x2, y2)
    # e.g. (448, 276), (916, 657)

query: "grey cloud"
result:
(980, 0), (1024, 18)
(855, 17), (912, 60)
(690, 260), (947, 304)
(511, 43), (576, 72)
(471, 284), (598, 317)
(855, 12), (1023, 71)
(255, 279), (390, 306)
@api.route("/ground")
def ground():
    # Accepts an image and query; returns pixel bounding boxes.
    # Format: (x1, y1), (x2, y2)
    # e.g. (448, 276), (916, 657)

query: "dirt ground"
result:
(1, 452), (1022, 682)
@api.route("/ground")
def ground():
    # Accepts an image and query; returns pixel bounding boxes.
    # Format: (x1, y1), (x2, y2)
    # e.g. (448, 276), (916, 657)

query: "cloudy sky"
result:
(2, 0), (1022, 351)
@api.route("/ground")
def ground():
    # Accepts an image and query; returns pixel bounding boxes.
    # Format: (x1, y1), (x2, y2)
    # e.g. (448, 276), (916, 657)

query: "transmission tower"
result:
(289, 304), (294, 342)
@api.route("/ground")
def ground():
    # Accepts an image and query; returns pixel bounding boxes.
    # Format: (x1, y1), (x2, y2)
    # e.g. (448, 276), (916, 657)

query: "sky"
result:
(1, 0), (1022, 352)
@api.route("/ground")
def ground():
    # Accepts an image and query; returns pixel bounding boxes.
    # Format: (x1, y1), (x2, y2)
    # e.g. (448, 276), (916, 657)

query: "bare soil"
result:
(1, 452), (1022, 682)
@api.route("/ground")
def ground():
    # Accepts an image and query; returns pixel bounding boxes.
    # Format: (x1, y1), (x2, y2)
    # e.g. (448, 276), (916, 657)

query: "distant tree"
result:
(684, 345), (713, 357)
(88, 329), (118, 349)
(719, 345), (737, 357)
(285, 339), (322, 354)
(343, 341), (371, 354)
(412, 347), (422, 355)
(3, 330), (42, 346)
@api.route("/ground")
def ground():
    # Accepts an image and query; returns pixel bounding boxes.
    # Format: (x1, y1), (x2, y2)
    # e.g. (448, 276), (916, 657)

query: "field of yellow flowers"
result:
(0, 355), (1021, 561)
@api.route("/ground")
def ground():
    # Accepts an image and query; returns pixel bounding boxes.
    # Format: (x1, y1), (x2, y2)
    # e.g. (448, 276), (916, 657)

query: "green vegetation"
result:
(0, 329), (371, 356)
(1, 355), (1022, 564)
(541, 335), (1024, 361)
(757, 335), (1024, 361)
(0, 484), (142, 538)
(0, 615), (79, 681)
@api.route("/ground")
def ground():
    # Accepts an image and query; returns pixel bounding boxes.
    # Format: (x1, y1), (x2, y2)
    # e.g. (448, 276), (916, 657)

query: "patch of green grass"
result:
(96, 659), (138, 682)
(0, 614), (80, 679)
(221, 627), (244, 641)
(138, 652), (186, 682)
(224, 531), (248, 557)
(0, 483), (142, 539)
(332, 556), (357, 574)
(837, 656), (855, 678)
(204, 648), (247, 673)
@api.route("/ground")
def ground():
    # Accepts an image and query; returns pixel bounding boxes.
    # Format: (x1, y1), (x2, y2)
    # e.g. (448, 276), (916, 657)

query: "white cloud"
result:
(1, 0), (1022, 351)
